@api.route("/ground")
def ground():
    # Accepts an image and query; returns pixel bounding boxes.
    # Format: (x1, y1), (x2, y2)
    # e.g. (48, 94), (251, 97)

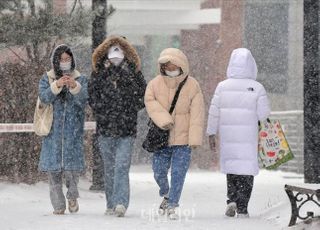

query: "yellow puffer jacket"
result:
(145, 48), (204, 147)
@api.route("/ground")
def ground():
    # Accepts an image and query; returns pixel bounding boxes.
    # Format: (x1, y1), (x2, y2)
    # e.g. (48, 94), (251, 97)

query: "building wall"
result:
(270, 111), (304, 174)
(244, 0), (303, 112)
(244, 0), (304, 173)
(178, 0), (244, 169)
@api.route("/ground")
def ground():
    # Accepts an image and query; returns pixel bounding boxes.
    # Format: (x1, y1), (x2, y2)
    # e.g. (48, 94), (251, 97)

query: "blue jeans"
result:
(98, 136), (134, 209)
(152, 145), (191, 208)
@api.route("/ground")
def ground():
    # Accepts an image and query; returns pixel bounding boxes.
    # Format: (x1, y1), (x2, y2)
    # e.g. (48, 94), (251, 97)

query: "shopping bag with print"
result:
(258, 119), (294, 169)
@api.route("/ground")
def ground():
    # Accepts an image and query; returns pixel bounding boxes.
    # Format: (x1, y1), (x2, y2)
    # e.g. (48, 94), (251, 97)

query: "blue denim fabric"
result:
(152, 145), (191, 208)
(98, 136), (134, 209)
(38, 74), (88, 172)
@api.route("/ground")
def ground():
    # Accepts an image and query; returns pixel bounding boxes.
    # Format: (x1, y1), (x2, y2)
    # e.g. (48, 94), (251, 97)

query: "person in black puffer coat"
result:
(88, 36), (146, 217)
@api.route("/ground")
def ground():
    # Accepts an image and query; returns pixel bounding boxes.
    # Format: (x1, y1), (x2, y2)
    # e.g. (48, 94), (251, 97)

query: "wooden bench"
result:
(285, 184), (320, 226)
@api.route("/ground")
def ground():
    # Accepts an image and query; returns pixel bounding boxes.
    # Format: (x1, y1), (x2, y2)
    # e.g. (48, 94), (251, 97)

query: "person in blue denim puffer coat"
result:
(38, 44), (88, 215)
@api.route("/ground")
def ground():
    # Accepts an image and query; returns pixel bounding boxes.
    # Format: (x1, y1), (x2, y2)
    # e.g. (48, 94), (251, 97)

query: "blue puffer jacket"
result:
(38, 69), (88, 172)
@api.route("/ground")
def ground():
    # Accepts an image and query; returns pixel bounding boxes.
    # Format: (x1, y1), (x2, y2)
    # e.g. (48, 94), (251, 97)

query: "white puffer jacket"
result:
(207, 48), (270, 176)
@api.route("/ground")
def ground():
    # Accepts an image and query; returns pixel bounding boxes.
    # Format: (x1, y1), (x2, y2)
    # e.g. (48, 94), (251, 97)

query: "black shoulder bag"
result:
(142, 76), (188, 152)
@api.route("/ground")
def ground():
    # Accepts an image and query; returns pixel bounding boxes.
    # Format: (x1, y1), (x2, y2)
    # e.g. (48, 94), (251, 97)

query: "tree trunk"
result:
(92, 0), (107, 51)
(90, 0), (107, 190)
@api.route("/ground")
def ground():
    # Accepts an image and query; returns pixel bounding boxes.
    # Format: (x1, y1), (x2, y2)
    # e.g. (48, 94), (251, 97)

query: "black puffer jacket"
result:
(88, 36), (146, 137)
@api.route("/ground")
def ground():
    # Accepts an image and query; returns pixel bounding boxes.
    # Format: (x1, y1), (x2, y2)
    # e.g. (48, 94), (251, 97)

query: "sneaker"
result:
(158, 197), (169, 215)
(225, 202), (237, 217)
(104, 208), (115, 216)
(53, 209), (65, 215)
(237, 213), (250, 218)
(168, 208), (179, 220)
(68, 199), (79, 213)
(114, 204), (126, 217)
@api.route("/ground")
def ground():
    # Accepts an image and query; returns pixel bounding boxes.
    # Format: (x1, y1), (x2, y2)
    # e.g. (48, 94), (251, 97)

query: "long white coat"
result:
(207, 48), (270, 176)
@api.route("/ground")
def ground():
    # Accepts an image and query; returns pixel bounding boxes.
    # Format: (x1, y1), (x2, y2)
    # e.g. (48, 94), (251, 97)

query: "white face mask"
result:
(60, 62), (71, 71)
(165, 69), (181, 78)
(109, 57), (124, 66)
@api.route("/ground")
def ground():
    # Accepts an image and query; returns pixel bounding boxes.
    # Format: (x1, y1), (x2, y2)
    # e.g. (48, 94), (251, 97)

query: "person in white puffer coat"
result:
(207, 48), (270, 218)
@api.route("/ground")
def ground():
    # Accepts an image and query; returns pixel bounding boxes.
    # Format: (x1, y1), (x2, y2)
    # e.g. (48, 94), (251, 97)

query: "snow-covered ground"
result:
(0, 166), (319, 230)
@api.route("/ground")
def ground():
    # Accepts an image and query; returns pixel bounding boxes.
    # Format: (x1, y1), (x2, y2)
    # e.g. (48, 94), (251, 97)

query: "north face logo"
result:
(247, 87), (254, 92)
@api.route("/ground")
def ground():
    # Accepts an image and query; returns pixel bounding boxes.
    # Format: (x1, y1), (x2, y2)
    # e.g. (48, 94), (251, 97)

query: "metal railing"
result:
(0, 110), (304, 133)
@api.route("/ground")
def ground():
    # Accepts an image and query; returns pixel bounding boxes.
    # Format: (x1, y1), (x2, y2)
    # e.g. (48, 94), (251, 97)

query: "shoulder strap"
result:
(169, 76), (188, 114)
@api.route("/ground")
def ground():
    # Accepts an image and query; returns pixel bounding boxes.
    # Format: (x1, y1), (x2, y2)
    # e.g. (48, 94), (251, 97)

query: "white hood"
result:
(226, 48), (258, 80)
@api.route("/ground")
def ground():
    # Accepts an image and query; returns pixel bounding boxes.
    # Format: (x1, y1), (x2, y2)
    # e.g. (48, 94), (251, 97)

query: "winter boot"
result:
(158, 197), (169, 215)
(225, 202), (237, 217)
(114, 204), (126, 217)
(68, 199), (79, 213)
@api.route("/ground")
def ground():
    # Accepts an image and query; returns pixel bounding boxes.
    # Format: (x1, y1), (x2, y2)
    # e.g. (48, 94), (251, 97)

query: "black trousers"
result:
(226, 174), (254, 214)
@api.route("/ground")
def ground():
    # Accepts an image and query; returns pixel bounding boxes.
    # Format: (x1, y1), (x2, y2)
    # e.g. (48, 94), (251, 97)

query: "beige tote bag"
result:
(33, 74), (54, 136)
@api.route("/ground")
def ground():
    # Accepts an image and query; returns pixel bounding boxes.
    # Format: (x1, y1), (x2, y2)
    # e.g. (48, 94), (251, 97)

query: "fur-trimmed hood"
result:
(92, 36), (141, 73)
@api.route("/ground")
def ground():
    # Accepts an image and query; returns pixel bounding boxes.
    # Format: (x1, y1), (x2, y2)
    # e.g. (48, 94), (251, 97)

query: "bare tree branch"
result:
(27, 0), (36, 17)
(48, 38), (58, 60)
(45, 40), (52, 59)
(32, 40), (39, 63)
(78, 0), (83, 9)
(14, 0), (24, 18)
(108, 4), (116, 17)
(25, 44), (33, 60)
(6, 46), (27, 63)
(69, 0), (78, 16)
